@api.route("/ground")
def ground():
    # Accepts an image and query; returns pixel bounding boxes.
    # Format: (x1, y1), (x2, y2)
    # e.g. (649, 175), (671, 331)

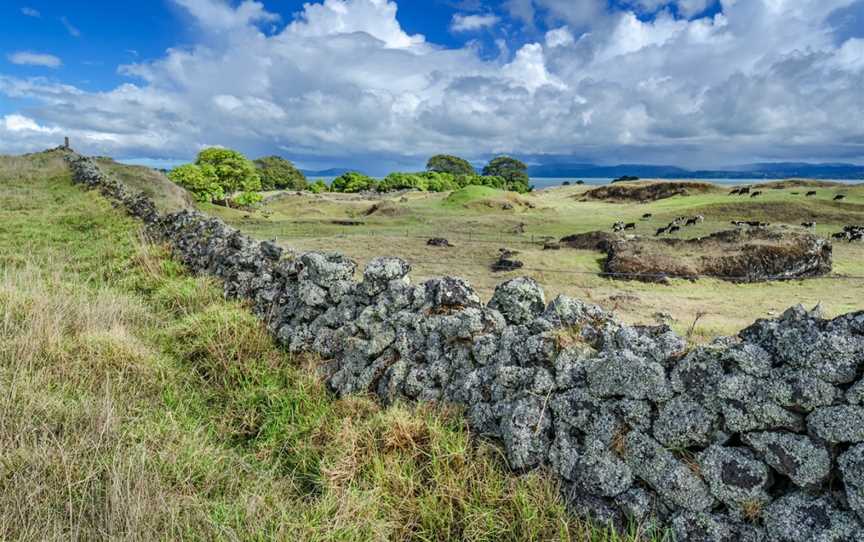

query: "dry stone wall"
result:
(64, 150), (864, 542)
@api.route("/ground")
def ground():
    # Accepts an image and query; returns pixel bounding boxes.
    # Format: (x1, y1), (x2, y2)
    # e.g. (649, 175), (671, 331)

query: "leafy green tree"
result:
(482, 156), (530, 193)
(168, 163), (225, 203)
(378, 172), (428, 192)
(195, 148), (262, 194)
(254, 156), (307, 191)
(330, 172), (377, 193)
(426, 154), (475, 176)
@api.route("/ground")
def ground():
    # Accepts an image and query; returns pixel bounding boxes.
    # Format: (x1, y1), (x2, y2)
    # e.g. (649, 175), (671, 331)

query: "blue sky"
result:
(1, 1), (862, 173)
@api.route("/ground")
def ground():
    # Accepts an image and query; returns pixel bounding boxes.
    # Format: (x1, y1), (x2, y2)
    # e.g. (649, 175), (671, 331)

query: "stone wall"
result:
(64, 150), (864, 542)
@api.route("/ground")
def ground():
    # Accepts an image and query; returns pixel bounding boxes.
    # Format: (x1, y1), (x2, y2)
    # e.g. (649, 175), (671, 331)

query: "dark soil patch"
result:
(560, 231), (622, 251)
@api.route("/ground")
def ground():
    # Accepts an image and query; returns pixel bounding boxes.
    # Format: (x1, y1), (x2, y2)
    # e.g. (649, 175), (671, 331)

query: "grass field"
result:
(0, 152), (664, 540)
(203, 179), (864, 339)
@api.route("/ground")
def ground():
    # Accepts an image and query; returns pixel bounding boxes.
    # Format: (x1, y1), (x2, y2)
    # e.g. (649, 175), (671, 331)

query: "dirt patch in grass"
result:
(364, 200), (407, 217)
(580, 181), (718, 202)
(603, 227), (833, 283)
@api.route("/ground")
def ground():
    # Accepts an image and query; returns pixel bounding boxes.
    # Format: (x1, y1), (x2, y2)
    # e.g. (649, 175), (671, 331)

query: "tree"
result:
(254, 155), (307, 191)
(195, 148), (262, 194)
(330, 172), (377, 193)
(482, 156), (530, 193)
(168, 163), (224, 203)
(426, 154), (475, 176)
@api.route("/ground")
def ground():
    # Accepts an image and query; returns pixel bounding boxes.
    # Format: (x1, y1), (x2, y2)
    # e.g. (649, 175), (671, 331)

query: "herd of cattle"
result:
(728, 186), (847, 201)
(606, 185), (861, 242)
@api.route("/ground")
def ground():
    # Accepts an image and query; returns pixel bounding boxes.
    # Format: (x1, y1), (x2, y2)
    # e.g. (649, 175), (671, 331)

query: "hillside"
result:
(0, 151), (594, 540)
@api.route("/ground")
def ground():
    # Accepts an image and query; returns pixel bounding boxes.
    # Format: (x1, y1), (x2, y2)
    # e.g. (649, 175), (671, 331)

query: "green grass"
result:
(0, 151), (666, 540)
(443, 185), (506, 207)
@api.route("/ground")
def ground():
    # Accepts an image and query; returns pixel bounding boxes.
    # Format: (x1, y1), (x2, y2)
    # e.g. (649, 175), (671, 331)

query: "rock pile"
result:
(64, 150), (864, 541)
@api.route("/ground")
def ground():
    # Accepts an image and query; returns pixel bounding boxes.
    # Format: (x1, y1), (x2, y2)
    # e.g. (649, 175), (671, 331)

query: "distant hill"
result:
(527, 162), (864, 180)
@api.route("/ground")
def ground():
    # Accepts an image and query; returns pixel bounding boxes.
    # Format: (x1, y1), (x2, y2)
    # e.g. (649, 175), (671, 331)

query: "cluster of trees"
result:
(325, 155), (531, 194)
(169, 149), (307, 206)
(168, 148), (530, 205)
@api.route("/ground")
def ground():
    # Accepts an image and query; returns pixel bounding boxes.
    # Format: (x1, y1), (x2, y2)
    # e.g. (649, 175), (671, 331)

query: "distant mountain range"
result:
(526, 162), (864, 180)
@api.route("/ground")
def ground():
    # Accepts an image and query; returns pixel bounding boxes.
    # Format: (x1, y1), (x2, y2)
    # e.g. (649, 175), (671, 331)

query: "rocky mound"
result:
(581, 181), (716, 202)
(560, 230), (622, 251)
(603, 228), (832, 283)
(65, 150), (864, 541)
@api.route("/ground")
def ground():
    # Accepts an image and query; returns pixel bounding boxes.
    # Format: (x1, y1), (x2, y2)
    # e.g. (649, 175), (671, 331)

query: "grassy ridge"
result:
(0, 153), (660, 540)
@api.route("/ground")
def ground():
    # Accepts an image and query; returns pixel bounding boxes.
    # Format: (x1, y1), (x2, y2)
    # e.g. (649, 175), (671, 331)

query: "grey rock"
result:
(654, 397), (717, 448)
(623, 431), (715, 512)
(742, 432), (831, 487)
(586, 350), (672, 401)
(672, 511), (765, 542)
(488, 277), (546, 325)
(699, 445), (771, 511)
(763, 492), (864, 542)
(839, 444), (864, 523)
(808, 406), (864, 443)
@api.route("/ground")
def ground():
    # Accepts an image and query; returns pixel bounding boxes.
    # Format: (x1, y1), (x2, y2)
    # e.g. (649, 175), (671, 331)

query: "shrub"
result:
(231, 191), (263, 207)
(254, 156), (307, 191)
(167, 163), (225, 203)
(308, 180), (329, 194)
(378, 173), (429, 192)
(331, 172), (377, 193)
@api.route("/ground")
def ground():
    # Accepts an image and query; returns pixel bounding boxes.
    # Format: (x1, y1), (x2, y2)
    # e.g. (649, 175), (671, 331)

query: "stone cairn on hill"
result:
(64, 150), (864, 542)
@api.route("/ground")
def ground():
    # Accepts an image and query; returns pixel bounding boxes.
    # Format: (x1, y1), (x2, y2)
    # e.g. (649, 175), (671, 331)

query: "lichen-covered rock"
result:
(742, 432), (831, 488)
(808, 406), (864, 443)
(488, 277), (546, 325)
(718, 374), (804, 432)
(571, 439), (633, 497)
(362, 256), (411, 295)
(763, 492), (863, 542)
(699, 445), (771, 511)
(838, 444), (864, 523)
(623, 431), (715, 512)
(500, 396), (551, 470)
(654, 396), (717, 448)
(586, 350), (672, 401)
(672, 511), (765, 542)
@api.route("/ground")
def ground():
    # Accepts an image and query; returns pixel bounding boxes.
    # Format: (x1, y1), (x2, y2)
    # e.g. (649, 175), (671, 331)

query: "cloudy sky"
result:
(1, 0), (862, 172)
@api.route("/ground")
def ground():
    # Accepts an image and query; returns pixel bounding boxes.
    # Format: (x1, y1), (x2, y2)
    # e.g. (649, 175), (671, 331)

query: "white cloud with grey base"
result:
(0, 0), (862, 169)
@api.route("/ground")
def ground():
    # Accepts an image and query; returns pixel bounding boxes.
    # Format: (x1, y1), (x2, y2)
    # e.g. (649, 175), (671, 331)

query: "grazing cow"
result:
(740, 186), (752, 194)
(655, 226), (668, 236)
(642, 213), (653, 220)
(612, 221), (626, 232)
(685, 217), (699, 226)
(801, 222), (815, 228)
(832, 232), (847, 240)
(624, 222), (636, 230)
(731, 220), (745, 227)
(750, 191), (763, 198)
(669, 225), (681, 234)
(806, 191), (817, 197)
(834, 194), (847, 201)
(729, 188), (740, 195)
